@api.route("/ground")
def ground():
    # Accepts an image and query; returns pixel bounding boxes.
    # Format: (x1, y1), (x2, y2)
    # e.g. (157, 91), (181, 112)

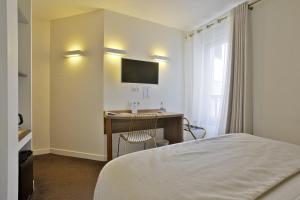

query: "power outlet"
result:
(143, 87), (150, 99)
(131, 86), (140, 92)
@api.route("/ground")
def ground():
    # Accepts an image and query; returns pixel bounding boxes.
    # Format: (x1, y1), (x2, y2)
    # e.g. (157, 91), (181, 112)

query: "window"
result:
(184, 16), (232, 138)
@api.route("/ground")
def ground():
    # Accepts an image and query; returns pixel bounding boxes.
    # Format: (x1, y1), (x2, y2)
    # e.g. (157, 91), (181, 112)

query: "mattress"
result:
(94, 134), (300, 200)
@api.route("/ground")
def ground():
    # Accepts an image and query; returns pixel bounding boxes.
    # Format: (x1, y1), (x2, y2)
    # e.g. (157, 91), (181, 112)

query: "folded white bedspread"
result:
(94, 134), (300, 200)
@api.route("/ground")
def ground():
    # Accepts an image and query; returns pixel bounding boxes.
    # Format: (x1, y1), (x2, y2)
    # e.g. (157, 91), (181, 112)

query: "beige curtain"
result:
(226, 2), (253, 134)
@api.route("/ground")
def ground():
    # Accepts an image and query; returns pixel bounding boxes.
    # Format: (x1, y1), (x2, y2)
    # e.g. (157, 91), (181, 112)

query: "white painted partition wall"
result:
(32, 19), (51, 155)
(18, 0), (32, 132)
(50, 11), (104, 160)
(251, 0), (300, 145)
(0, 0), (19, 199)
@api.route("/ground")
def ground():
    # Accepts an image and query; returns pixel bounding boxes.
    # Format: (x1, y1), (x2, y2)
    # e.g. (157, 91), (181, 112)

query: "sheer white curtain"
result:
(184, 15), (233, 138)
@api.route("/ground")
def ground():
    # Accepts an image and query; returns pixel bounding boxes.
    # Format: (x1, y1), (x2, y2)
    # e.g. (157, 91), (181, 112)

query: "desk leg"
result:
(106, 119), (113, 161)
(164, 117), (183, 144)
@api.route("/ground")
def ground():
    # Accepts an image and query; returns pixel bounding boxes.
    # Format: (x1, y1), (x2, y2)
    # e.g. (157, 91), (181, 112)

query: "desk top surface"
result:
(104, 109), (183, 119)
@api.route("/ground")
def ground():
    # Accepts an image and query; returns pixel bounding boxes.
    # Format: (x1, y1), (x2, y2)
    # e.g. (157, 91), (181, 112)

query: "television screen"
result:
(121, 58), (159, 84)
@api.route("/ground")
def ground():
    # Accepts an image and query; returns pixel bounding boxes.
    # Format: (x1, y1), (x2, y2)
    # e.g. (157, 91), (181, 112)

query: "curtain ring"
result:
(189, 32), (194, 37)
(206, 23), (214, 29)
(196, 29), (203, 33)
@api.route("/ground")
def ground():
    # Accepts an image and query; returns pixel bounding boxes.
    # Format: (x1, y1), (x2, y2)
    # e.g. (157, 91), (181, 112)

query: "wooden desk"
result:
(104, 109), (184, 161)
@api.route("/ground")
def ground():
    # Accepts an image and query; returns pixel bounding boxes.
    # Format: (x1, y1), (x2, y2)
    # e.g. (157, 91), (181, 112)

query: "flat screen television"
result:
(121, 58), (159, 84)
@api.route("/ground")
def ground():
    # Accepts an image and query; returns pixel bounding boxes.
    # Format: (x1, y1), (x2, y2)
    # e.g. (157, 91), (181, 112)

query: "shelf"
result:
(18, 8), (29, 24)
(18, 129), (31, 142)
(18, 130), (32, 151)
(18, 71), (28, 78)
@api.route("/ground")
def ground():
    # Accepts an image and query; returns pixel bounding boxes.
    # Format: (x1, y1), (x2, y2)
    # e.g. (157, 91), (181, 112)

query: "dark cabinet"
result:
(19, 151), (33, 200)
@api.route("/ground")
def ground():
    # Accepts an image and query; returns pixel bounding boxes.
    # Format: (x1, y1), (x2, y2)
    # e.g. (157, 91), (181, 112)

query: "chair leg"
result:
(153, 137), (157, 148)
(143, 142), (146, 150)
(117, 136), (121, 157)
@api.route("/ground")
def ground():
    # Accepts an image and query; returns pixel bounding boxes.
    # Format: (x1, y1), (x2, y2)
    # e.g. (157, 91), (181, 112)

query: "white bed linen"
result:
(259, 172), (300, 200)
(94, 134), (300, 200)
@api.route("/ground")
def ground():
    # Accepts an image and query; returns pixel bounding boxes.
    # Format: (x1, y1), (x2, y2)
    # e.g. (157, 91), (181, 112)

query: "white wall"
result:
(103, 11), (184, 156)
(32, 19), (50, 154)
(103, 11), (184, 112)
(251, 0), (300, 145)
(50, 10), (105, 160)
(0, 0), (19, 199)
(0, 0), (9, 196)
(18, 0), (32, 132)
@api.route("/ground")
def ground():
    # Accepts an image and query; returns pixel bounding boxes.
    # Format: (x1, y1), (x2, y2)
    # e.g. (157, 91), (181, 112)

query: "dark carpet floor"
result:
(32, 154), (105, 200)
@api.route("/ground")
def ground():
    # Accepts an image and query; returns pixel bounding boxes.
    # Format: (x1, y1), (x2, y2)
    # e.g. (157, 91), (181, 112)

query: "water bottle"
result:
(131, 101), (138, 114)
(160, 101), (166, 112)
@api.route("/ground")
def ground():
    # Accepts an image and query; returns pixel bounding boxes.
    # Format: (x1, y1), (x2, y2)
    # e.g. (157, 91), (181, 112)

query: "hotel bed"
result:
(94, 134), (300, 200)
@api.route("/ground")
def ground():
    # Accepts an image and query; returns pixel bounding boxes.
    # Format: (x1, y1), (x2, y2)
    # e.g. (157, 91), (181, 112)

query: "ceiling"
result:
(32, 0), (246, 30)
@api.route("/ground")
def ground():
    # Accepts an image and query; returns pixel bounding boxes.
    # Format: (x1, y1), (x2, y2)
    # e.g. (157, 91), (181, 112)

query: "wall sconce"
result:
(104, 47), (127, 57)
(152, 55), (169, 62)
(64, 50), (83, 58)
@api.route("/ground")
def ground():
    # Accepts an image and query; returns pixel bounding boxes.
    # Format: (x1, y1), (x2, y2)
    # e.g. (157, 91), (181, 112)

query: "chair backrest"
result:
(183, 117), (206, 140)
(127, 113), (158, 139)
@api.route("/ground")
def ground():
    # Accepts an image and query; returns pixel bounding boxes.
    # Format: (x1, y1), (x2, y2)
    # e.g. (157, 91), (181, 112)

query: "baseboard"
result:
(50, 148), (107, 161)
(33, 148), (50, 155)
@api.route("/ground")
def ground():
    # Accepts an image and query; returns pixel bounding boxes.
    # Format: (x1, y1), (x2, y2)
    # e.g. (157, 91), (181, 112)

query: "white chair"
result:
(117, 114), (158, 157)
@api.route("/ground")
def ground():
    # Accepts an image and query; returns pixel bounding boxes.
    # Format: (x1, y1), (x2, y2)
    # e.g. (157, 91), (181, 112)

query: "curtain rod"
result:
(186, 15), (228, 38)
(248, 0), (263, 10)
(186, 0), (261, 38)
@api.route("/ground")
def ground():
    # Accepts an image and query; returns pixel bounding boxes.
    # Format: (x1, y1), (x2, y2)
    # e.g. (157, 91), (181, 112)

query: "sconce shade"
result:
(152, 55), (169, 62)
(64, 50), (83, 58)
(104, 47), (127, 56)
